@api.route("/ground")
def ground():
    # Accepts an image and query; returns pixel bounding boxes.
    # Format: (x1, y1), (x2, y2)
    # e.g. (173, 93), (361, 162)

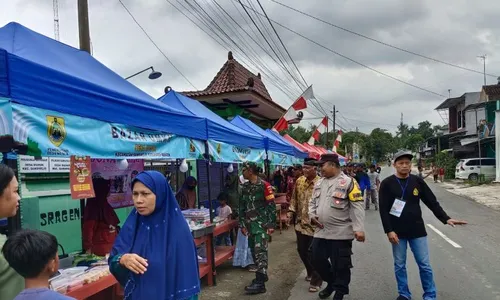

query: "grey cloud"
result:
(2, 0), (499, 134)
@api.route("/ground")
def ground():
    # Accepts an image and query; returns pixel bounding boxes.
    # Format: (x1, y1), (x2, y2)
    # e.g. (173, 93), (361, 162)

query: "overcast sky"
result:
(1, 0), (499, 134)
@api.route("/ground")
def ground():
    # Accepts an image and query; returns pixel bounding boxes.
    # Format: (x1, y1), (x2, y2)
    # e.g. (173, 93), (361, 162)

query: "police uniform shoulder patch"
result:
(348, 177), (363, 202)
(413, 188), (419, 196)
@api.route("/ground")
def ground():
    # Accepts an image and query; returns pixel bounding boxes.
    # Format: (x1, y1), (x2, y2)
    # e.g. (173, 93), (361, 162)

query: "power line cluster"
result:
(164, 0), (332, 119)
(271, 0), (499, 78)
(116, 0), (493, 133)
(118, 0), (197, 89)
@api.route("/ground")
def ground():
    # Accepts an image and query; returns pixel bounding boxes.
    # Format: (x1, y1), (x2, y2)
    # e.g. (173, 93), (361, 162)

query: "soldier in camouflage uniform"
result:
(239, 162), (276, 294)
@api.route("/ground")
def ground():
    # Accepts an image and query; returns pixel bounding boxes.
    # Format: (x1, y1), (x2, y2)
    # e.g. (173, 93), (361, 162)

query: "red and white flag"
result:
(272, 85), (314, 132)
(307, 117), (328, 145)
(332, 130), (343, 152)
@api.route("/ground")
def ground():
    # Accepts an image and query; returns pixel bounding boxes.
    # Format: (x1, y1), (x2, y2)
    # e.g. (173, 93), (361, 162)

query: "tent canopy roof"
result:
(158, 90), (265, 149)
(230, 116), (306, 157)
(267, 132), (312, 159)
(0, 22), (207, 140)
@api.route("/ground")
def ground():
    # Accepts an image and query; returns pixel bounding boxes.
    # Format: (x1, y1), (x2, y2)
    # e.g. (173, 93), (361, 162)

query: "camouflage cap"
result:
(242, 162), (259, 173)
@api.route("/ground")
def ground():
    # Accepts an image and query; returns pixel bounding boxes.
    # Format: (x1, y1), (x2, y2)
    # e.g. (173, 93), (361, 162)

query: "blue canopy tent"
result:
(230, 115), (307, 159)
(158, 90), (266, 150)
(0, 22), (212, 238)
(0, 22), (207, 140)
(159, 90), (268, 225)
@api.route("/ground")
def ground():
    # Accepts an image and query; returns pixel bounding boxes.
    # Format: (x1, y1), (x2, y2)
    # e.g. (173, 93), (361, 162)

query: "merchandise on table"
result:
(49, 262), (111, 294)
(182, 208), (211, 230)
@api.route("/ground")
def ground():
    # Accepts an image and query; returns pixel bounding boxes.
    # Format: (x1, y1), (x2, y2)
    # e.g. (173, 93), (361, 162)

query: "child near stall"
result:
(216, 192), (232, 246)
(2, 229), (75, 300)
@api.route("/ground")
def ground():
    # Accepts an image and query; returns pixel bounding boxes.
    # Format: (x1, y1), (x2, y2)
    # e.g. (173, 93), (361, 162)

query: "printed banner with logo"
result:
(268, 151), (303, 166)
(91, 159), (144, 208)
(208, 140), (265, 163)
(4, 101), (205, 159)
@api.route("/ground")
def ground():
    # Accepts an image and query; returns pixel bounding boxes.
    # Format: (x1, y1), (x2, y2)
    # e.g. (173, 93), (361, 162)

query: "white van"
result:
(455, 158), (496, 180)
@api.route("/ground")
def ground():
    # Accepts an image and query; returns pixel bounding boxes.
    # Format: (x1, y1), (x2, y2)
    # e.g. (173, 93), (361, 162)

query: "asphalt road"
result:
(288, 167), (500, 300)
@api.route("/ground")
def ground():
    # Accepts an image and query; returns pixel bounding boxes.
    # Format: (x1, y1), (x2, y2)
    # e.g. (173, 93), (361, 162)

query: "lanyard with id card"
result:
(389, 178), (409, 217)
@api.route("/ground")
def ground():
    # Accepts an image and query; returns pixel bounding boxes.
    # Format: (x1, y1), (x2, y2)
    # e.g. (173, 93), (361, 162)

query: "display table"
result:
(65, 274), (119, 300)
(274, 195), (289, 231)
(213, 220), (238, 267)
(194, 233), (214, 286)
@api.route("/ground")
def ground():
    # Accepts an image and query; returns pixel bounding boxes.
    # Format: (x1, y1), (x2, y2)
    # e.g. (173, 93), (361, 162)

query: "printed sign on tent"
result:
(208, 140), (265, 163)
(269, 151), (303, 166)
(70, 156), (94, 199)
(91, 159), (144, 208)
(8, 102), (204, 159)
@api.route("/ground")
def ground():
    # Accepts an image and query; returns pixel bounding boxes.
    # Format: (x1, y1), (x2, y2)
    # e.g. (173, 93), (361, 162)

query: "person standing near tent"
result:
(83, 177), (120, 256)
(239, 162), (276, 294)
(288, 158), (323, 293)
(309, 154), (365, 300)
(175, 176), (197, 210)
(109, 171), (200, 300)
(224, 169), (239, 213)
(286, 166), (302, 203)
(0, 164), (24, 300)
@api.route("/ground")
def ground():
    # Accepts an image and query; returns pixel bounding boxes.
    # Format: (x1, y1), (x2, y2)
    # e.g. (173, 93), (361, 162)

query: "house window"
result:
(457, 110), (462, 128)
(462, 110), (466, 128)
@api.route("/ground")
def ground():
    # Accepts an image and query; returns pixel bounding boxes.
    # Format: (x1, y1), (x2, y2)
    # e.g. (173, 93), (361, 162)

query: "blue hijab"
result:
(110, 171), (200, 300)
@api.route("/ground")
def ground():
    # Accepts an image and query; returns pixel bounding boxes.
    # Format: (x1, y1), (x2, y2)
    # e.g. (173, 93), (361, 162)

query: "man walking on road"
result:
(239, 162), (276, 294)
(309, 154), (366, 300)
(366, 164), (380, 210)
(354, 164), (371, 198)
(288, 158), (322, 293)
(379, 150), (467, 300)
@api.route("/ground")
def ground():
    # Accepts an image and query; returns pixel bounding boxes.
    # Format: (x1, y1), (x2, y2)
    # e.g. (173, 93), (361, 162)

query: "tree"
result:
(280, 118), (438, 160)
(283, 125), (312, 143)
(340, 131), (367, 155)
(415, 121), (434, 140)
(364, 128), (395, 162)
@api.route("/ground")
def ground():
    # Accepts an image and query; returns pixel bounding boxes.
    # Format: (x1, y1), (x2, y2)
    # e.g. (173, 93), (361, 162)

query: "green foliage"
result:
(284, 118), (440, 163)
(433, 152), (458, 179)
(283, 125), (312, 144)
(364, 128), (396, 162)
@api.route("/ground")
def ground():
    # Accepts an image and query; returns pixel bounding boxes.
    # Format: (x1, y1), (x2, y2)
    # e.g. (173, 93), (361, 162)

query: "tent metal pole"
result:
(204, 141), (217, 285)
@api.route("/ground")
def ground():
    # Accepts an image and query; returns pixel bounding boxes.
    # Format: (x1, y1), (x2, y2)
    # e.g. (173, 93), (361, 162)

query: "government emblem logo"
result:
(46, 115), (66, 147)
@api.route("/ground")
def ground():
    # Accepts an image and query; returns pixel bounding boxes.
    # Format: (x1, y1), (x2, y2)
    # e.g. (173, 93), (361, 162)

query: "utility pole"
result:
(448, 89), (451, 98)
(325, 115), (329, 148)
(331, 105), (338, 148)
(478, 55), (487, 86)
(78, 0), (91, 54)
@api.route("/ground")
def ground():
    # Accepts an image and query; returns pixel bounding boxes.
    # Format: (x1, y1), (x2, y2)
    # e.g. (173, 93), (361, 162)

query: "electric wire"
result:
(188, 0), (301, 99)
(236, 0), (306, 90)
(249, 0), (304, 88)
(205, 0), (304, 98)
(271, 0), (498, 78)
(235, 0), (446, 98)
(172, 0), (301, 101)
(118, 0), (197, 89)
(257, 0), (308, 87)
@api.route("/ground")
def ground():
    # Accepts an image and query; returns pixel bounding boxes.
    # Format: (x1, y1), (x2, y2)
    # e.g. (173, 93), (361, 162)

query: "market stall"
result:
(159, 90), (269, 281)
(0, 22), (306, 298)
(0, 22), (214, 299)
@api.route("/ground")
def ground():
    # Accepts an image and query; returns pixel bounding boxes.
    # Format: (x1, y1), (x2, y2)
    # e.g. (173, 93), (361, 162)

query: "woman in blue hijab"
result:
(108, 171), (200, 300)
